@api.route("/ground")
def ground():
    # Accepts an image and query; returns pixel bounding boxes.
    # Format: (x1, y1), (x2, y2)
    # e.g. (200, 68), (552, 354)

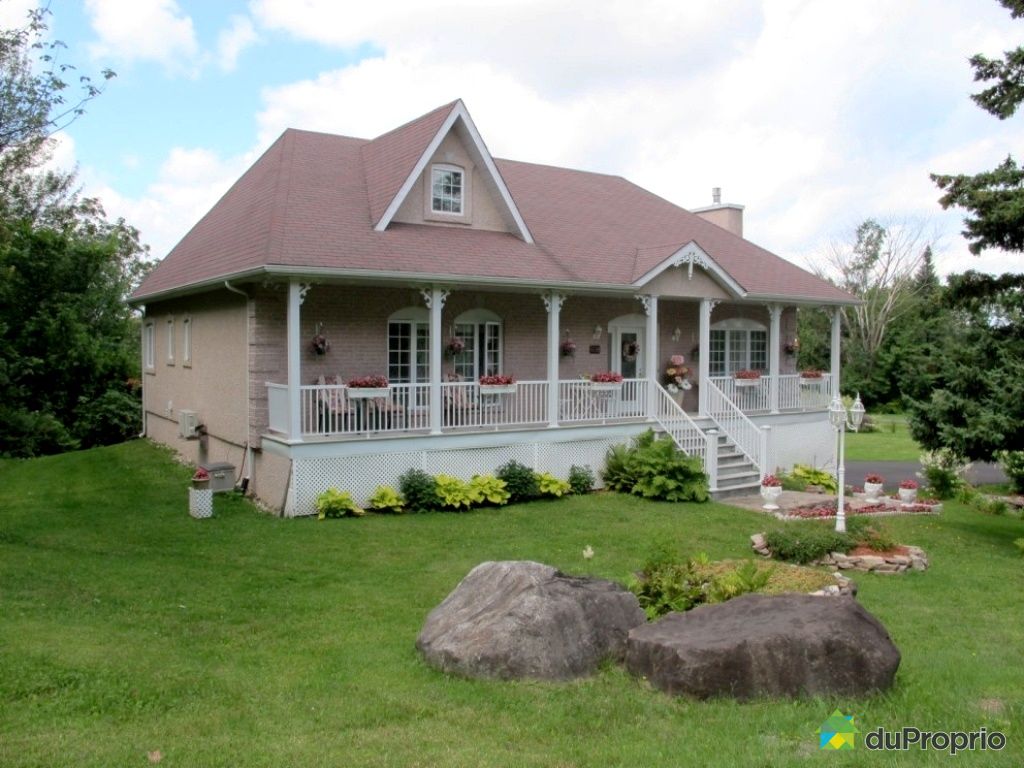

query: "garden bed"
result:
(751, 533), (929, 574)
(773, 498), (941, 520)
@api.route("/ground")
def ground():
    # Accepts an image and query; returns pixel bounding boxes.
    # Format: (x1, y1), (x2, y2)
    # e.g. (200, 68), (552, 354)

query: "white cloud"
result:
(0, 0), (36, 29)
(216, 14), (257, 72)
(85, 0), (199, 73)
(76, 0), (1024, 276)
(82, 145), (253, 258)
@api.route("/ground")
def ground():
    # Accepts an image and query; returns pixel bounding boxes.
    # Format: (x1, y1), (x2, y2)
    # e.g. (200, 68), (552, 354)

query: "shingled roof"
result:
(132, 101), (854, 305)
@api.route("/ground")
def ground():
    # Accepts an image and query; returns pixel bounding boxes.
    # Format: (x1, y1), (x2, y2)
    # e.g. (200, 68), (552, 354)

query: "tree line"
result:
(0, 7), (149, 457)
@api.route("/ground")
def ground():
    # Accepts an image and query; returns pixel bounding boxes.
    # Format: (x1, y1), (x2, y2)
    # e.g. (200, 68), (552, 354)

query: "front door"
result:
(611, 326), (644, 415)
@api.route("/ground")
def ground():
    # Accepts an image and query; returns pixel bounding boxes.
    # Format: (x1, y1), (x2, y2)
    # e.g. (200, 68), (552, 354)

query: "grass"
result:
(845, 413), (922, 462)
(1, 440), (1022, 766)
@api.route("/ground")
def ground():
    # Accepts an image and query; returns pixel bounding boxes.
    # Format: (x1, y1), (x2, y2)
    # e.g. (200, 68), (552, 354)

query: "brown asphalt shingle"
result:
(132, 103), (854, 304)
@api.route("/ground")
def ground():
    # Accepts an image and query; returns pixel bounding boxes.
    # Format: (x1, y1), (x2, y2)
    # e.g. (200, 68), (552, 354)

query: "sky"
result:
(3, 0), (1023, 278)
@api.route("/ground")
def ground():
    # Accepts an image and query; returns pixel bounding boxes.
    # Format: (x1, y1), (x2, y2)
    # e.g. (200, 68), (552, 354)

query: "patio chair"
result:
(316, 375), (356, 433)
(443, 373), (479, 427)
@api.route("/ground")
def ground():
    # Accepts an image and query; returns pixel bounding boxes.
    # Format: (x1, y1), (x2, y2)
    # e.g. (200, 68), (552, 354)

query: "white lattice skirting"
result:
(285, 429), (640, 517)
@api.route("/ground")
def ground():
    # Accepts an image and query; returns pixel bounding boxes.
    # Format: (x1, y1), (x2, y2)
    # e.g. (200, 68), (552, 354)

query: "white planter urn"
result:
(898, 487), (918, 504)
(760, 484), (783, 511)
(863, 481), (884, 500)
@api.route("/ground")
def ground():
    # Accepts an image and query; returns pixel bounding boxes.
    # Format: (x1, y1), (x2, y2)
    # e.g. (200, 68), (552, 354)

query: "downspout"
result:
(138, 304), (147, 438)
(225, 281), (254, 486)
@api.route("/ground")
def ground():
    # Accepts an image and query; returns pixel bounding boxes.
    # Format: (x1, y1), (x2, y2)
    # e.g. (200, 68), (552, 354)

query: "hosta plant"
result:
(434, 474), (477, 510)
(368, 485), (405, 514)
(468, 474), (510, 505)
(316, 488), (365, 519)
(535, 472), (571, 497)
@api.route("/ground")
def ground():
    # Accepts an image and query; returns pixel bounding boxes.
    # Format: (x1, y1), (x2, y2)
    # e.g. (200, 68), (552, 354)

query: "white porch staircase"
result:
(652, 384), (764, 500)
(710, 432), (762, 497)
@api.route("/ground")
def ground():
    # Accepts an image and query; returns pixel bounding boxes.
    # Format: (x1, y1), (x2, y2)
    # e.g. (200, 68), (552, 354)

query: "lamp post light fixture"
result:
(829, 393), (866, 533)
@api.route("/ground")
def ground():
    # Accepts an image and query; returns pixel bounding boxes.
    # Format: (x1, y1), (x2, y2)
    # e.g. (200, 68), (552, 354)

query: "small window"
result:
(431, 165), (463, 214)
(182, 317), (192, 367)
(166, 318), (175, 365)
(144, 322), (155, 370)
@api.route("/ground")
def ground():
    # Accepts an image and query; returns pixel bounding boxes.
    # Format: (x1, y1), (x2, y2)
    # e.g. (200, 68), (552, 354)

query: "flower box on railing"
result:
(479, 375), (517, 394)
(347, 387), (390, 399)
(347, 375), (390, 399)
(799, 369), (825, 385)
(588, 372), (623, 391)
(733, 370), (762, 388)
(479, 384), (517, 395)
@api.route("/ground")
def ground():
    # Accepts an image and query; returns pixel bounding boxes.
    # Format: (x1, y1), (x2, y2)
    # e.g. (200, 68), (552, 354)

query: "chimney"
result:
(692, 186), (744, 238)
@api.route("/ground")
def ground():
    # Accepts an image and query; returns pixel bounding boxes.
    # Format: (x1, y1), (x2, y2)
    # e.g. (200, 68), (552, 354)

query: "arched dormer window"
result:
(388, 307), (430, 385)
(452, 308), (502, 380)
(709, 318), (767, 376)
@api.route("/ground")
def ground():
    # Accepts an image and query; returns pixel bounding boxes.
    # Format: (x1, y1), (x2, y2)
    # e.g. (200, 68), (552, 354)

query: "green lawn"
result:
(845, 414), (923, 462)
(1, 441), (1022, 767)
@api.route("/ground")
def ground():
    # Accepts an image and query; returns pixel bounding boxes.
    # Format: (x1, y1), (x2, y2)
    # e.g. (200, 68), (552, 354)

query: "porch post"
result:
(830, 307), (842, 396)
(698, 298), (714, 415)
(424, 287), (448, 435)
(543, 293), (565, 428)
(768, 304), (782, 414)
(287, 280), (306, 440)
(639, 294), (659, 417)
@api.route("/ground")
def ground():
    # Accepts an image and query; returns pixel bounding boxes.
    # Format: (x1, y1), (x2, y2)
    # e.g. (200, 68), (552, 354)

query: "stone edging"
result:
(750, 533), (929, 575)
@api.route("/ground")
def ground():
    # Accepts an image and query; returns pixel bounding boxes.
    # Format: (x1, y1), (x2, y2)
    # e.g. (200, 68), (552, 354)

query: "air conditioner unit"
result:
(178, 409), (200, 439)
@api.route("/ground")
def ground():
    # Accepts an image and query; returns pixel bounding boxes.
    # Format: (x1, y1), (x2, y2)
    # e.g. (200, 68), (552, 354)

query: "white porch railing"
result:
(558, 378), (648, 423)
(778, 374), (833, 411)
(266, 383), (290, 434)
(709, 375), (770, 412)
(440, 380), (548, 430)
(653, 385), (717, 490)
(292, 382), (432, 438)
(705, 378), (767, 474)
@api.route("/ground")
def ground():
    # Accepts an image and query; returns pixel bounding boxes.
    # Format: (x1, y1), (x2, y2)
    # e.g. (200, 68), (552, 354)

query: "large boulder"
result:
(626, 593), (900, 699)
(417, 561), (646, 681)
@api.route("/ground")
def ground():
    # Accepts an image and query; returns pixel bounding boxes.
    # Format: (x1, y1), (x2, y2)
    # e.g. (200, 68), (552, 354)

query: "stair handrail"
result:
(653, 385), (718, 491)
(704, 377), (766, 474)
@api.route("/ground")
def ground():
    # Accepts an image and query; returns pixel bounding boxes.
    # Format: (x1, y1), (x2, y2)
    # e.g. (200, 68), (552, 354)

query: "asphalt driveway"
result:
(845, 460), (1006, 489)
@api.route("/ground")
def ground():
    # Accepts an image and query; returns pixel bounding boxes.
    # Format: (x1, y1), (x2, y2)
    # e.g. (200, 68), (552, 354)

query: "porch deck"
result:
(265, 375), (832, 442)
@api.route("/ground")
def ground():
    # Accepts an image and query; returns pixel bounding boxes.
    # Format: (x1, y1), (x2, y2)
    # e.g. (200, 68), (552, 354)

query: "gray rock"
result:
(626, 593), (900, 700)
(417, 560), (646, 681)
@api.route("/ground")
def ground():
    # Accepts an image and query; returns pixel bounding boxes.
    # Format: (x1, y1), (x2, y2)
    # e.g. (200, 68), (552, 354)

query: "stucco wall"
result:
(392, 130), (511, 233)
(142, 290), (248, 449)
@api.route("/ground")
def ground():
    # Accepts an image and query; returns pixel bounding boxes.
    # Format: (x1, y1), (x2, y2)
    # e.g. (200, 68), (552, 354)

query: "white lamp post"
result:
(829, 393), (866, 533)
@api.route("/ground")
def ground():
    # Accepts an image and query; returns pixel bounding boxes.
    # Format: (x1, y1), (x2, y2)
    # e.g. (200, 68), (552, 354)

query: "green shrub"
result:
(568, 464), (595, 495)
(777, 470), (807, 492)
(919, 448), (970, 499)
(602, 430), (709, 502)
(763, 523), (852, 564)
(468, 474), (510, 506)
(496, 460), (540, 503)
(790, 464), (838, 493)
(316, 488), (365, 519)
(706, 559), (773, 604)
(535, 471), (570, 497)
(629, 545), (777, 619)
(367, 485), (404, 514)
(601, 442), (637, 493)
(996, 450), (1024, 494)
(398, 468), (438, 512)
(434, 474), (476, 510)
(845, 517), (898, 552)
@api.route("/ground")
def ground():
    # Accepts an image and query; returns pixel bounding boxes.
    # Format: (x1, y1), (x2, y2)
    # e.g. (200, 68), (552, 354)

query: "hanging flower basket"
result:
(445, 337), (466, 358)
(561, 338), (577, 357)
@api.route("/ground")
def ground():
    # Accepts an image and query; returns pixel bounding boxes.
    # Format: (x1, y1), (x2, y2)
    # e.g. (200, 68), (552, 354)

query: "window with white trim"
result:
(182, 317), (192, 367)
(452, 309), (502, 380)
(166, 318), (175, 365)
(709, 318), (767, 376)
(431, 164), (464, 214)
(144, 322), (155, 371)
(388, 308), (431, 387)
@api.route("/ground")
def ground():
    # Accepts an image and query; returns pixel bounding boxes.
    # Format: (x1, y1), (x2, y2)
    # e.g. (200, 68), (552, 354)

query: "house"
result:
(130, 99), (856, 516)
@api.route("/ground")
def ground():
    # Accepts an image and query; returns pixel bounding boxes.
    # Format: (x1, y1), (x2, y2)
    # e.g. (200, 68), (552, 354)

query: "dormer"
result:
(363, 100), (533, 242)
